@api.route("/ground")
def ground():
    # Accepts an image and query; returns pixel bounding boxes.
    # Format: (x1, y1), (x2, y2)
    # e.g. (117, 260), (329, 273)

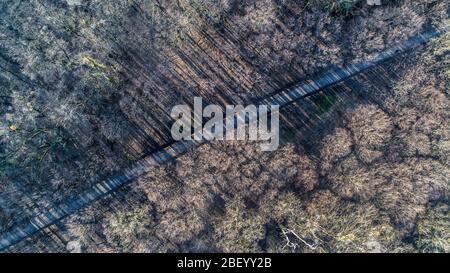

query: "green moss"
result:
(311, 92), (338, 115)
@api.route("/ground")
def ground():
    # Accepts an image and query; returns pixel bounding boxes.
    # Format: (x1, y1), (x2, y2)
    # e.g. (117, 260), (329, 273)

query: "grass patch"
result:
(311, 92), (338, 115)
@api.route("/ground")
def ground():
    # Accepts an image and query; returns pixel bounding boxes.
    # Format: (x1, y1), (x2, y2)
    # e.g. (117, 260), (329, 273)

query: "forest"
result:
(0, 0), (449, 253)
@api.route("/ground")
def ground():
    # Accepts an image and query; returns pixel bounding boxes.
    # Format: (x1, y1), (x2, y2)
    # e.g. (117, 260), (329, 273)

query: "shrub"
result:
(415, 203), (450, 253)
(212, 198), (265, 252)
(156, 208), (205, 245)
(347, 104), (393, 163)
(102, 206), (155, 252)
(319, 127), (353, 173)
(328, 155), (387, 201)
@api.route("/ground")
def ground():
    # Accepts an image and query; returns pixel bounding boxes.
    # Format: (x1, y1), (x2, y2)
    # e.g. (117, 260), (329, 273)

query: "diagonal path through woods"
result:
(0, 26), (446, 251)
